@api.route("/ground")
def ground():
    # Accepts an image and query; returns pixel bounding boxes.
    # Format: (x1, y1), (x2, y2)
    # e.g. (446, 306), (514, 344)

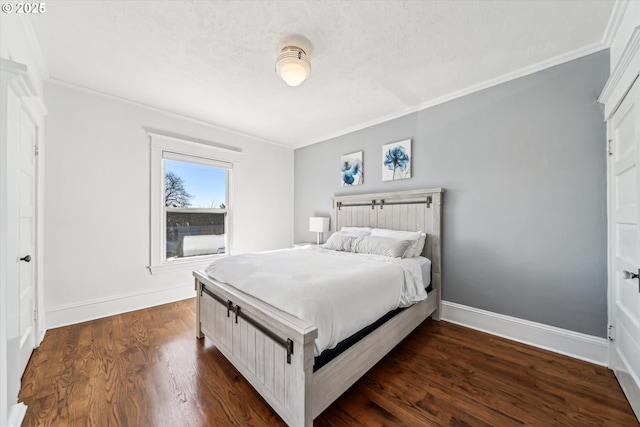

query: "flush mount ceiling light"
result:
(276, 46), (311, 87)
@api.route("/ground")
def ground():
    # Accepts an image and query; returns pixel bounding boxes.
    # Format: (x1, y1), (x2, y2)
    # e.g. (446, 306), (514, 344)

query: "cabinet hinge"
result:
(608, 324), (614, 341)
(608, 139), (613, 156)
(34, 308), (38, 321)
(34, 145), (39, 156)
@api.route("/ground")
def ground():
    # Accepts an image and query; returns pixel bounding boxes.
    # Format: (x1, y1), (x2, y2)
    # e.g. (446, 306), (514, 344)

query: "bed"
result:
(193, 188), (444, 427)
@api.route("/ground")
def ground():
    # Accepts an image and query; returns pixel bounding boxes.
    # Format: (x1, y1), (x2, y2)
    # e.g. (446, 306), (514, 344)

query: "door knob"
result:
(20, 255), (31, 263)
(622, 269), (639, 279)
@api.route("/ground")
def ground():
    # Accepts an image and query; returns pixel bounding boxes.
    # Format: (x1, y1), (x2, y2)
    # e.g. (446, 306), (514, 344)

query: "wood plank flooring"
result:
(19, 299), (638, 426)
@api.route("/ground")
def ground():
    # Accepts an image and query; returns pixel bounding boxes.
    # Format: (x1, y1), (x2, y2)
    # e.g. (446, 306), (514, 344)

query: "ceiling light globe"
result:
(276, 46), (311, 87)
(280, 63), (308, 86)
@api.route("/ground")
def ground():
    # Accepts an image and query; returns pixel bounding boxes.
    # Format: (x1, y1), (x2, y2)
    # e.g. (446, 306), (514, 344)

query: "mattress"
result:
(313, 279), (433, 372)
(204, 246), (428, 355)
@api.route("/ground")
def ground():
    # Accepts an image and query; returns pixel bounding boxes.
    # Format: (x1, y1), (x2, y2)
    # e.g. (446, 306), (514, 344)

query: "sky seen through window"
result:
(165, 159), (226, 208)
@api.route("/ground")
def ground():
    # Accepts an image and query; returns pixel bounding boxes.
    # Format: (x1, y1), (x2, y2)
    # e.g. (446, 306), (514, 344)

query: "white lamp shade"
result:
(309, 217), (330, 233)
(278, 62), (308, 86)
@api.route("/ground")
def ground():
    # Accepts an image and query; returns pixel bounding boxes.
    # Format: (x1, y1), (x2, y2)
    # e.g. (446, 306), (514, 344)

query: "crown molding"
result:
(599, 27), (640, 119)
(602, 0), (629, 47)
(295, 42), (609, 149)
(46, 78), (292, 150)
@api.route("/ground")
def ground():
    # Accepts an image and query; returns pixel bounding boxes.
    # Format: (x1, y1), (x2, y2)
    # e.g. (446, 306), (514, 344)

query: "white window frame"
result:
(148, 131), (241, 274)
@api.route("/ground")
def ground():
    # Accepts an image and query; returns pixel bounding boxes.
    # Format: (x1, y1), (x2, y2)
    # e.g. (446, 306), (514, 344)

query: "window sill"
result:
(148, 254), (227, 275)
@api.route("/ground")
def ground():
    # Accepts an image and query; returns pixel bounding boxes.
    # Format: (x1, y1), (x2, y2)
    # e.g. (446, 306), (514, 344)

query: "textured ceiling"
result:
(28, 1), (615, 148)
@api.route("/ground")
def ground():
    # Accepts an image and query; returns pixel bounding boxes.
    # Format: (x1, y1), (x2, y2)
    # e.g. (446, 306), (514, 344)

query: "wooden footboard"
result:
(195, 273), (318, 427)
(196, 271), (440, 427)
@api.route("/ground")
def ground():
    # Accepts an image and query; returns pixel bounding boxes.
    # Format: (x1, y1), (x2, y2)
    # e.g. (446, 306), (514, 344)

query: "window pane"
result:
(163, 158), (228, 260)
(166, 211), (225, 259)
(165, 159), (227, 208)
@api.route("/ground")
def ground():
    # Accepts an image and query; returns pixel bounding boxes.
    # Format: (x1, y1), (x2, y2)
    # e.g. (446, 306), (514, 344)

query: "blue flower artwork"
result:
(382, 139), (411, 181)
(341, 151), (363, 186)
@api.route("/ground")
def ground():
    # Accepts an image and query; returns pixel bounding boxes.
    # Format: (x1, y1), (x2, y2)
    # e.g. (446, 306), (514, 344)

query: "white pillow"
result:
(351, 236), (412, 258)
(370, 228), (423, 257)
(340, 226), (372, 237)
(321, 233), (356, 251)
(414, 233), (427, 257)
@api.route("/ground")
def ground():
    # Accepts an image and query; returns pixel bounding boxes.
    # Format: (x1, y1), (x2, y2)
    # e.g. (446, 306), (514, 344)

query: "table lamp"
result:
(309, 217), (330, 244)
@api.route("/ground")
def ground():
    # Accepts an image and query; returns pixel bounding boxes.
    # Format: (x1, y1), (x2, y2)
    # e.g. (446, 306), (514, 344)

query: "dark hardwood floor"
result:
(19, 299), (638, 426)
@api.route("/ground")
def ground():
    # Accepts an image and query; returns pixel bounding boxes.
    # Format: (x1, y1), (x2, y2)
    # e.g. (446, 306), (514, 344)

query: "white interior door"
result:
(18, 106), (37, 373)
(610, 78), (640, 419)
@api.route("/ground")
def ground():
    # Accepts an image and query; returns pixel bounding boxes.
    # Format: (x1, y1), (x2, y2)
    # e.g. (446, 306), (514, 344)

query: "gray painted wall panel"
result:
(294, 51), (609, 337)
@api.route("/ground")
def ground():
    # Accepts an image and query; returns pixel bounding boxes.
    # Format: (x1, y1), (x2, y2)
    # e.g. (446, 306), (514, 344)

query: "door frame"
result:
(600, 28), (640, 420)
(15, 75), (46, 348)
(0, 58), (46, 427)
(605, 79), (640, 420)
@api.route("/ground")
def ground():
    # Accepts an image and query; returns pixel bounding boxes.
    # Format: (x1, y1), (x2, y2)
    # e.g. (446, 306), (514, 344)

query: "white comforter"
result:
(204, 246), (427, 355)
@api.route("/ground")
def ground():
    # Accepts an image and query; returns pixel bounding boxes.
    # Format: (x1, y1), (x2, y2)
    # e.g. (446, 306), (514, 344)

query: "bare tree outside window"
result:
(165, 171), (192, 207)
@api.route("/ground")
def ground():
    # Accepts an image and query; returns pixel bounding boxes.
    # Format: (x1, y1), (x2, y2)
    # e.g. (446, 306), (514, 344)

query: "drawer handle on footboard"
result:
(233, 302), (295, 364)
(201, 285), (234, 317)
(226, 300), (233, 317)
(200, 283), (295, 364)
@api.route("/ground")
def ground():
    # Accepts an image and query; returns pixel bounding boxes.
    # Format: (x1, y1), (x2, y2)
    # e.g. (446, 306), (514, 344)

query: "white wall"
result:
(295, 51), (609, 339)
(43, 82), (294, 328)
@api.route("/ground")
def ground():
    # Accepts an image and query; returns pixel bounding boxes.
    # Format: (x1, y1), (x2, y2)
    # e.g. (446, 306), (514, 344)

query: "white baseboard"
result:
(7, 402), (27, 427)
(45, 283), (195, 329)
(441, 301), (609, 366)
(43, 293), (610, 366)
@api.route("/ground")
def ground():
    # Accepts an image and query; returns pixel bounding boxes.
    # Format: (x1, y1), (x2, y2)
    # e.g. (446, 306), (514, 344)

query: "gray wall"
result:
(294, 50), (609, 338)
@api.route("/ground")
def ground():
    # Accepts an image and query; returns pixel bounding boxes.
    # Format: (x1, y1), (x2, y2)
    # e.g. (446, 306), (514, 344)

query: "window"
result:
(149, 131), (240, 274)
(165, 157), (228, 259)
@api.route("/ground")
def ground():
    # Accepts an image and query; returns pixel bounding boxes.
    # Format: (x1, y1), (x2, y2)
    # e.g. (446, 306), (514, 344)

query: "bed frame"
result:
(194, 188), (444, 427)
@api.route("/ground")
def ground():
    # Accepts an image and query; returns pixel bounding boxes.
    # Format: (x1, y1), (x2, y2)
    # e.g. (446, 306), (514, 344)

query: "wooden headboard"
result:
(332, 188), (444, 301)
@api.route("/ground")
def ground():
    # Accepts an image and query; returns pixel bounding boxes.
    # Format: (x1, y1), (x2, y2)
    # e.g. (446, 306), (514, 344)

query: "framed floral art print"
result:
(341, 151), (363, 186)
(382, 139), (411, 181)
